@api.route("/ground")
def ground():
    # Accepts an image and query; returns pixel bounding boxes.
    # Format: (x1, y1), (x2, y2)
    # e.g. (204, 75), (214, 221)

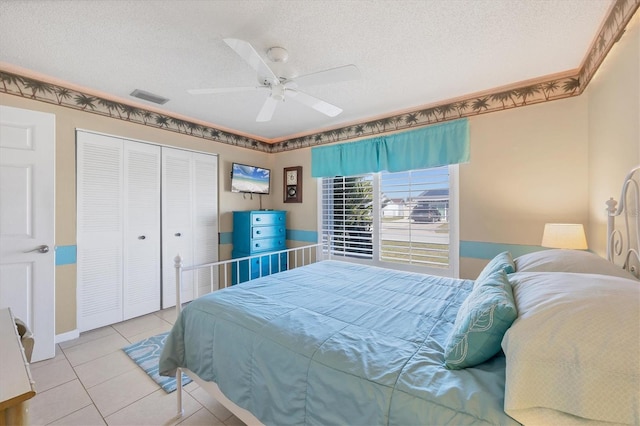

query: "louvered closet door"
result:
(77, 132), (124, 331)
(193, 152), (219, 297)
(123, 142), (161, 319)
(162, 147), (194, 308)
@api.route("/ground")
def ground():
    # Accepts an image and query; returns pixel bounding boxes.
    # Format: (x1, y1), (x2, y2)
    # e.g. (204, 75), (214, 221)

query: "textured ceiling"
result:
(0, 0), (614, 142)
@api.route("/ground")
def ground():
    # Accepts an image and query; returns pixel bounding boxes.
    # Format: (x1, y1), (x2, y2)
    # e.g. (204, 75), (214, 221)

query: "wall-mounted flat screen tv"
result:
(231, 162), (271, 194)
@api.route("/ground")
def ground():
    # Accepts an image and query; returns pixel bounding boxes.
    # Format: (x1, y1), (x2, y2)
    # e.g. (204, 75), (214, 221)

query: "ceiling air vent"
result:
(130, 89), (169, 105)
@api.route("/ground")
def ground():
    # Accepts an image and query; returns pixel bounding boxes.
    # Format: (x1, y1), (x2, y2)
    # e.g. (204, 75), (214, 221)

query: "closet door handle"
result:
(138, 235), (146, 240)
(175, 232), (182, 237)
(24, 245), (49, 254)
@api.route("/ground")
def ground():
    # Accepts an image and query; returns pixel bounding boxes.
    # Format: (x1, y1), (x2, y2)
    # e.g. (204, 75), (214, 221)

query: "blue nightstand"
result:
(231, 210), (287, 284)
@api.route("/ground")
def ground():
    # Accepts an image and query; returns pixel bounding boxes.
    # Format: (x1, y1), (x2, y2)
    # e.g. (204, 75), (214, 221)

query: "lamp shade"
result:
(541, 223), (588, 249)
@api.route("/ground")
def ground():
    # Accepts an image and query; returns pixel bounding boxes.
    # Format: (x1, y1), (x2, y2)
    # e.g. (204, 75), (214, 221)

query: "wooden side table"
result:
(0, 308), (36, 426)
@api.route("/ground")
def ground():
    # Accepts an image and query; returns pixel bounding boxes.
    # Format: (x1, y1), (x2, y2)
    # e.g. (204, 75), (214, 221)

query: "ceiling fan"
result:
(188, 38), (360, 122)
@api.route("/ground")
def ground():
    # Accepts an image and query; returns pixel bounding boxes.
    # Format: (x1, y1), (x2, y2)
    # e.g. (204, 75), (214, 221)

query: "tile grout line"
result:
(75, 324), (154, 423)
(40, 344), (97, 425)
(36, 312), (217, 426)
(74, 319), (201, 424)
(65, 327), (116, 425)
(56, 325), (129, 425)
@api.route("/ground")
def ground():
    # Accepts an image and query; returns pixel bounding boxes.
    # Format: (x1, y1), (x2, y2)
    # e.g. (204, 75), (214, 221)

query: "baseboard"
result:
(55, 329), (80, 344)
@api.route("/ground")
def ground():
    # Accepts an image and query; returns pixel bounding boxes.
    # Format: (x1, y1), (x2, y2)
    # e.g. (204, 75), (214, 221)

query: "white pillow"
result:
(514, 249), (636, 280)
(502, 272), (640, 425)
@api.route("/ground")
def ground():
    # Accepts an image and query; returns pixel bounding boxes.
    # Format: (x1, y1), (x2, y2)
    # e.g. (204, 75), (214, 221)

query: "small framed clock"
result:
(283, 166), (302, 203)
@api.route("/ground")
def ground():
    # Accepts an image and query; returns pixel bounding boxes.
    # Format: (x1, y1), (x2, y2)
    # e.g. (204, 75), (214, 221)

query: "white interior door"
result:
(77, 132), (123, 331)
(0, 105), (55, 362)
(162, 147), (194, 308)
(123, 142), (161, 319)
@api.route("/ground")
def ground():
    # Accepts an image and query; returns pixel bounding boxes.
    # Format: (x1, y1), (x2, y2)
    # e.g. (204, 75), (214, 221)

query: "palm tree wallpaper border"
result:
(0, 0), (637, 153)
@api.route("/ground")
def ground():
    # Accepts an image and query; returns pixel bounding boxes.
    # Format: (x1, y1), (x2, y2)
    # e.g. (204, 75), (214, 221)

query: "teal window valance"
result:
(311, 119), (469, 177)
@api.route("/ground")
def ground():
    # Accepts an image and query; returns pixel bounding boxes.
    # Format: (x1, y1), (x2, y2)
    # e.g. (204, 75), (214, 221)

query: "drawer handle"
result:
(255, 243), (260, 248)
(175, 232), (182, 237)
(256, 217), (261, 222)
(256, 230), (261, 234)
(138, 235), (146, 240)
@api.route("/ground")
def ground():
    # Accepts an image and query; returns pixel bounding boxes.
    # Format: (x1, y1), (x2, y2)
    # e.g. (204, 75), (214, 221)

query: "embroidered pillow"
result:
(474, 251), (516, 288)
(444, 269), (517, 369)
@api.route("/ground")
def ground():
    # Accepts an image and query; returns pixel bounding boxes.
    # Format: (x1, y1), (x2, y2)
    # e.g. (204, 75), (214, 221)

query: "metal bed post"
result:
(606, 197), (617, 262)
(174, 254), (184, 418)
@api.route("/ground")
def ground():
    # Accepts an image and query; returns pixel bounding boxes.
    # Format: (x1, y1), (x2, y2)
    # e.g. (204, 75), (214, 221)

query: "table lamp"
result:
(541, 223), (588, 250)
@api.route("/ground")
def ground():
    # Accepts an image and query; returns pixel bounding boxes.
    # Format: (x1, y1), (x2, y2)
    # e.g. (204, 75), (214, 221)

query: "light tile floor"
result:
(28, 308), (245, 426)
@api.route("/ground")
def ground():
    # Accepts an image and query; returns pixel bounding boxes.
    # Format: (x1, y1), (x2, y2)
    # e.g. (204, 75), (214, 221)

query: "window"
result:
(319, 166), (458, 277)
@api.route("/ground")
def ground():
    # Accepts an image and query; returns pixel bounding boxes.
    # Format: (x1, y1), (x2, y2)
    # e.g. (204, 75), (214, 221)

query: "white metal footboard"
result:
(172, 243), (323, 419)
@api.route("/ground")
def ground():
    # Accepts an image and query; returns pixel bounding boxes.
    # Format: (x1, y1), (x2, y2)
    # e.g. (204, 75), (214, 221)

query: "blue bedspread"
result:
(160, 260), (518, 425)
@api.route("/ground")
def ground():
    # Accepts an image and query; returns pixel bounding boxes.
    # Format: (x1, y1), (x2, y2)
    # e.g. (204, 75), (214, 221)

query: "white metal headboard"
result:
(607, 165), (640, 278)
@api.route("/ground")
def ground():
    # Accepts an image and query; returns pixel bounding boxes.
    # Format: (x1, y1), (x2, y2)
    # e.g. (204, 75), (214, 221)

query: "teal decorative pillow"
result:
(444, 269), (518, 369)
(475, 251), (515, 288)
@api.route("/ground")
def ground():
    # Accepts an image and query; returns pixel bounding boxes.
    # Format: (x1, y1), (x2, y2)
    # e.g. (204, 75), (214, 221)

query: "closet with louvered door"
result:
(77, 131), (161, 331)
(161, 148), (219, 309)
(77, 132), (219, 331)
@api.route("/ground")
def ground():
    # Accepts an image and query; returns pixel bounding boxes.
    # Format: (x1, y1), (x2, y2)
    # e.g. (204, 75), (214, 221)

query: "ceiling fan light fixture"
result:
(191, 39), (359, 122)
(271, 84), (285, 102)
(266, 46), (288, 63)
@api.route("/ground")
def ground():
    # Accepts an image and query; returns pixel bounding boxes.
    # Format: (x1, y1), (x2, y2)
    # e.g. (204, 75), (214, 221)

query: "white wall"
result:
(587, 13), (640, 257)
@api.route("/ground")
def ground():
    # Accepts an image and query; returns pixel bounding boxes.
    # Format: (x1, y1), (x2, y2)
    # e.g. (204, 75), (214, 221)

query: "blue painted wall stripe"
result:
(286, 230), (318, 243)
(109, 229), (542, 261)
(219, 232), (233, 245)
(276, 231), (544, 258)
(460, 241), (544, 259)
(55, 245), (77, 266)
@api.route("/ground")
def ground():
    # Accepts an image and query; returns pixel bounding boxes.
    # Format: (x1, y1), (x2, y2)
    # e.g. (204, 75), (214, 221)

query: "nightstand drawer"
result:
(251, 212), (285, 226)
(251, 237), (285, 253)
(252, 226), (285, 239)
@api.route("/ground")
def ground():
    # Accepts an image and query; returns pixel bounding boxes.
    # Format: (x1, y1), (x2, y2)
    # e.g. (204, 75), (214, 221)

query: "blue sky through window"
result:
(381, 167), (449, 201)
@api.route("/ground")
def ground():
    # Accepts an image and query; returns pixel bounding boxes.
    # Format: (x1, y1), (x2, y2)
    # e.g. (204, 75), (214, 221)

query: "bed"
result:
(160, 167), (640, 425)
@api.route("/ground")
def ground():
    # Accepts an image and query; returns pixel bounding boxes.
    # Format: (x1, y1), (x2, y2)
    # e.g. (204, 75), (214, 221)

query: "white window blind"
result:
(321, 174), (374, 259)
(320, 166), (457, 276)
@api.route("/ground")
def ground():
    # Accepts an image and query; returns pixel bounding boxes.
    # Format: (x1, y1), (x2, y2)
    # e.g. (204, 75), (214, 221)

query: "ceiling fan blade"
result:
(256, 96), (279, 122)
(224, 38), (279, 85)
(291, 64), (360, 87)
(287, 90), (342, 117)
(187, 86), (265, 95)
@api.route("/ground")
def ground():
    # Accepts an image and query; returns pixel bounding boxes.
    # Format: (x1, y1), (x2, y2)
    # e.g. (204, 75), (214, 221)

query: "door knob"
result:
(24, 245), (49, 254)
